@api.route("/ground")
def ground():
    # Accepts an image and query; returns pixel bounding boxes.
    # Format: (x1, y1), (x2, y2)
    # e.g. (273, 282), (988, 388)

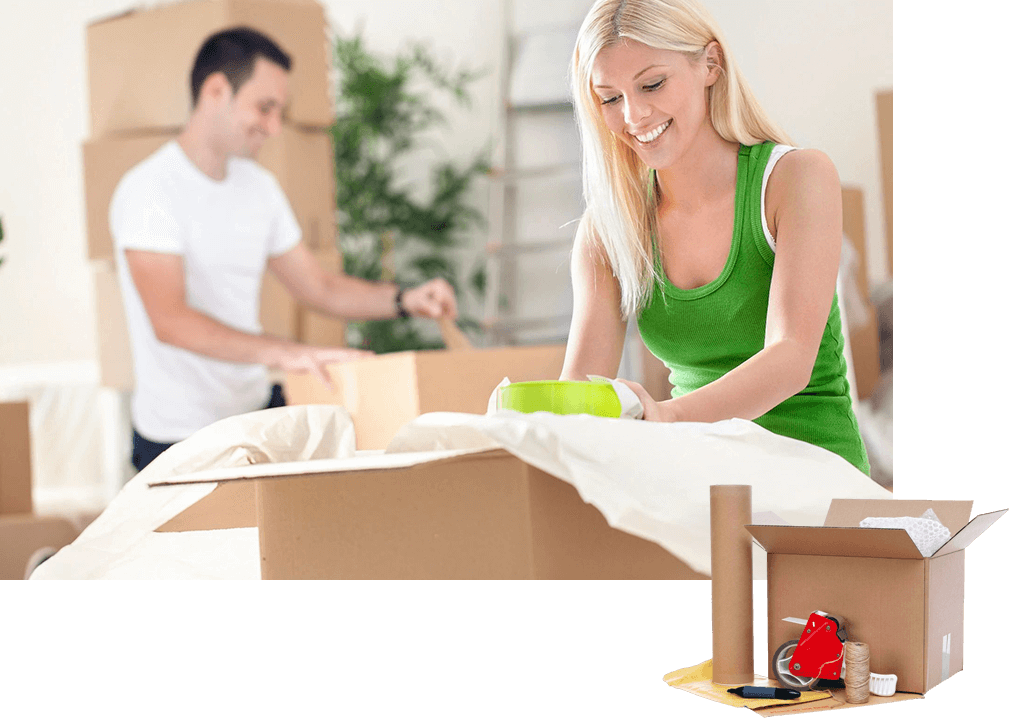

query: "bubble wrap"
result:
(859, 508), (952, 557)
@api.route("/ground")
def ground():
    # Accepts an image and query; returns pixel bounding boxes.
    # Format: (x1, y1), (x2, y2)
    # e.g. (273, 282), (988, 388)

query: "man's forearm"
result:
(302, 273), (400, 321)
(156, 306), (299, 366)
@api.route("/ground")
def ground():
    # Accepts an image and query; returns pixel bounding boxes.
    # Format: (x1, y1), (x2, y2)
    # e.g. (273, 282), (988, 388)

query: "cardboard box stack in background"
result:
(0, 402), (83, 580)
(82, 0), (344, 390)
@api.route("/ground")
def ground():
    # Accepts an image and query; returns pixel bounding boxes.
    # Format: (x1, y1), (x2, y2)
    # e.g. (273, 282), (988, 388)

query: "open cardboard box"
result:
(154, 446), (707, 580)
(747, 499), (1006, 695)
(284, 344), (567, 450)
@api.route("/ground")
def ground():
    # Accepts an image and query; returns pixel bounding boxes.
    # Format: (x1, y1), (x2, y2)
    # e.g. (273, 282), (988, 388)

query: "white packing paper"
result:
(30, 405), (356, 579)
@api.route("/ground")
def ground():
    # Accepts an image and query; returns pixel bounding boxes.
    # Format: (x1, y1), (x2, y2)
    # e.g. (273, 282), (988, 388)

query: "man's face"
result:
(217, 57), (289, 158)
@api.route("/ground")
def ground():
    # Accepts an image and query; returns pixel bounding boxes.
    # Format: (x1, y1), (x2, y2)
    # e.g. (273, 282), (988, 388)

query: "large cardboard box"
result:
(82, 125), (336, 260)
(86, 0), (332, 136)
(284, 345), (568, 450)
(154, 447), (707, 579)
(0, 402), (33, 516)
(747, 499), (1005, 694)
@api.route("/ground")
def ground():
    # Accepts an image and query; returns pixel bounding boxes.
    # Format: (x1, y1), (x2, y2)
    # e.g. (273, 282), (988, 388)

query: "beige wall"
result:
(0, 0), (891, 368)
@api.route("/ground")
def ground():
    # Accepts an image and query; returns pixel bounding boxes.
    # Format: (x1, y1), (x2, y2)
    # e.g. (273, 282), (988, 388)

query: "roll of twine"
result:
(845, 642), (871, 704)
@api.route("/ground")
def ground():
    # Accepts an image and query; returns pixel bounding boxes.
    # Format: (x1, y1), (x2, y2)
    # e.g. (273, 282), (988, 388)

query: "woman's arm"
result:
(622, 149), (843, 422)
(560, 219), (628, 381)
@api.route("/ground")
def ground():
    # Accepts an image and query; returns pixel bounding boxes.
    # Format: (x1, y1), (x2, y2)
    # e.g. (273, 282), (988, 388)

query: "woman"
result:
(561, 0), (870, 474)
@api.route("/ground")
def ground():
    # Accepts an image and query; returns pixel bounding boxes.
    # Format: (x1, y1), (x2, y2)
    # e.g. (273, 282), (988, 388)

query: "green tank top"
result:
(637, 142), (871, 475)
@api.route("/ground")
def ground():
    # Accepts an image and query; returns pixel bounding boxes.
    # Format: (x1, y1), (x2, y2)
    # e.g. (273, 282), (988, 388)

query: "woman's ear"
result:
(704, 41), (723, 86)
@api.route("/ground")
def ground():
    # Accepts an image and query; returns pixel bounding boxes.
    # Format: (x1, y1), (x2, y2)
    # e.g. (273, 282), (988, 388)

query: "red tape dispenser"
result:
(772, 611), (848, 691)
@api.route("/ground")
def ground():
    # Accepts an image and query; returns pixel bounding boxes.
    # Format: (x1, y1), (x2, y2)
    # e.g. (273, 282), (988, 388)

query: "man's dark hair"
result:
(190, 27), (292, 105)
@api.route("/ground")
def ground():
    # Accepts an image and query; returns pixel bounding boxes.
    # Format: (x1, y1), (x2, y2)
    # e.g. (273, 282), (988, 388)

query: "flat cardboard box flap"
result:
(932, 509), (1007, 558)
(746, 525), (923, 559)
(149, 447), (507, 488)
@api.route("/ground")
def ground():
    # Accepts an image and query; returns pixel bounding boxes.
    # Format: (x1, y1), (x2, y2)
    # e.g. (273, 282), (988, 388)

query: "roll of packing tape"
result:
(710, 485), (754, 685)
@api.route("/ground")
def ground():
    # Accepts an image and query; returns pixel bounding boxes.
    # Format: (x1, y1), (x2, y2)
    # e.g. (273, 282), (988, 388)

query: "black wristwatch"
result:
(394, 285), (410, 319)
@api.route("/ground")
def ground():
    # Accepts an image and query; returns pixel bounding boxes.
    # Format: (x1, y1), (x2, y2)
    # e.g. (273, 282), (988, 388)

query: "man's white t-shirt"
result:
(109, 141), (301, 442)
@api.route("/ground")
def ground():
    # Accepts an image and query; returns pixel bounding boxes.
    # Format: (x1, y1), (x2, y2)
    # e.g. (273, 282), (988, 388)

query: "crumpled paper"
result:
(387, 410), (893, 577)
(30, 405), (356, 579)
(859, 508), (952, 557)
(487, 376), (644, 419)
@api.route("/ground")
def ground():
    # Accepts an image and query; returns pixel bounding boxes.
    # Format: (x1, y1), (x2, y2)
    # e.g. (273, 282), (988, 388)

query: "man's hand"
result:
(402, 278), (458, 319)
(277, 345), (373, 390)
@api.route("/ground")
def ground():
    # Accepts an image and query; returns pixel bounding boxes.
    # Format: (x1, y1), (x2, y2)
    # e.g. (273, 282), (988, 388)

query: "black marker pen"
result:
(727, 686), (802, 700)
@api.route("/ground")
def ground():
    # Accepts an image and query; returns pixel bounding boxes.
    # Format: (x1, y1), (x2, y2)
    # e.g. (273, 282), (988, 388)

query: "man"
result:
(110, 27), (458, 472)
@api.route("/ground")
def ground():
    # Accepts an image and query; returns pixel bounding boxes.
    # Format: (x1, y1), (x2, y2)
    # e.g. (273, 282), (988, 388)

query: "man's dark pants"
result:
(131, 384), (287, 473)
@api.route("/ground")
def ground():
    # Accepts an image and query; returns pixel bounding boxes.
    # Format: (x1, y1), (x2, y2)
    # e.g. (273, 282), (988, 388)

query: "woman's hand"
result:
(615, 378), (669, 422)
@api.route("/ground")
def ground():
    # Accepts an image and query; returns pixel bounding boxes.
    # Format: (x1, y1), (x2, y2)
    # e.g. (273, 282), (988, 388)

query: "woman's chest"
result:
(657, 202), (736, 291)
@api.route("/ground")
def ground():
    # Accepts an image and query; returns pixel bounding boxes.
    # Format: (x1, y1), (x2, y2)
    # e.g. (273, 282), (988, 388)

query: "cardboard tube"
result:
(710, 484), (754, 685)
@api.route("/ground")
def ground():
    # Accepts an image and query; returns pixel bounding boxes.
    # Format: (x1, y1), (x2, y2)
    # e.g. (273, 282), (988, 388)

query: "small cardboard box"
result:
(82, 124), (336, 260)
(284, 344), (568, 450)
(0, 401), (33, 516)
(747, 499), (1006, 694)
(155, 447), (707, 579)
(86, 0), (332, 136)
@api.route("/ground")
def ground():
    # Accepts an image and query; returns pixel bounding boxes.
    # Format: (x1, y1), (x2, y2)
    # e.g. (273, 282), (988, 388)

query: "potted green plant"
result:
(330, 35), (490, 353)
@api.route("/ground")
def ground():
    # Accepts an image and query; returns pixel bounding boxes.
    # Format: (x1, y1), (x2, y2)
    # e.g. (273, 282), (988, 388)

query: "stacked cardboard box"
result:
(83, 0), (344, 390)
(0, 402), (84, 579)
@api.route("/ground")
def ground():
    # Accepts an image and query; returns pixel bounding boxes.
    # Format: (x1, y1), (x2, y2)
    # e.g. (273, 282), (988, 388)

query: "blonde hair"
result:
(572, 0), (791, 317)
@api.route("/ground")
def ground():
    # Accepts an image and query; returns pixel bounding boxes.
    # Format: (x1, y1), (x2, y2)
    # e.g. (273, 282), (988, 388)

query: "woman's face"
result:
(591, 38), (717, 170)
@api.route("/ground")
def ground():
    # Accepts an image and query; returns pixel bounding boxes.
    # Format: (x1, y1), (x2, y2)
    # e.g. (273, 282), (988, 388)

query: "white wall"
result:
(0, 0), (891, 368)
